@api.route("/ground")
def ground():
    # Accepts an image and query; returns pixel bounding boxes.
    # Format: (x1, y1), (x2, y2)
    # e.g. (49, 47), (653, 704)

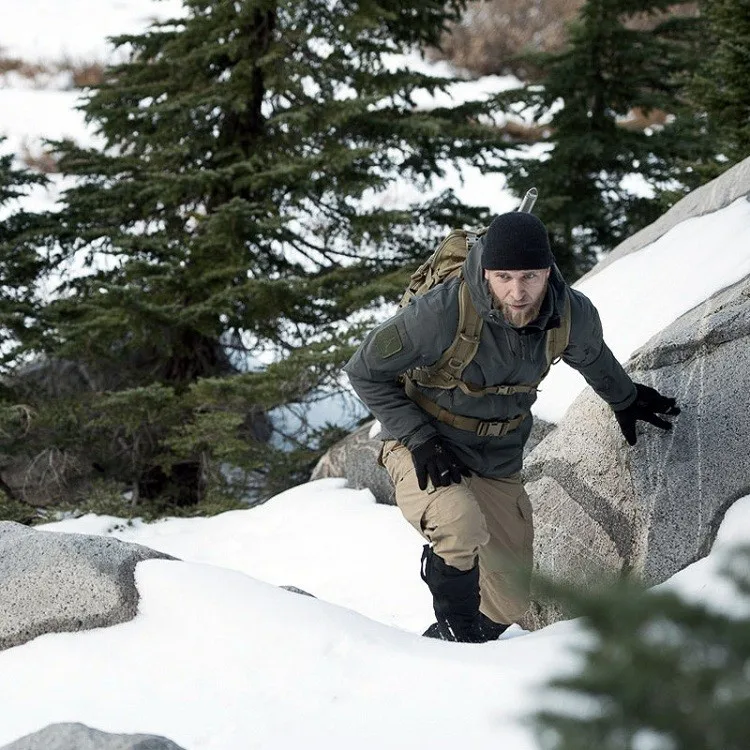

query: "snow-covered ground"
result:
(0, 484), (747, 750)
(2, 4), (750, 749)
(0, 0), (186, 61)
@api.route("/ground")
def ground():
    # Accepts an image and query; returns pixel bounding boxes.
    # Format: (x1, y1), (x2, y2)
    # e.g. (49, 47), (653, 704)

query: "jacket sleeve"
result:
(562, 289), (637, 411)
(343, 291), (456, 449)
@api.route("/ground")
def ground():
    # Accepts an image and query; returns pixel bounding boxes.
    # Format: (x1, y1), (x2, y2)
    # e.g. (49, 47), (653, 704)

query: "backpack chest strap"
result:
(455, 380), (538, 397)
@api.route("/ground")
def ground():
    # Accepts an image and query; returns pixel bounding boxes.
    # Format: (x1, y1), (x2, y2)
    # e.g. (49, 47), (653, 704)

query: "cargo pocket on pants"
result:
(516, 492), (534, 582)
(381, 440), (412, 487)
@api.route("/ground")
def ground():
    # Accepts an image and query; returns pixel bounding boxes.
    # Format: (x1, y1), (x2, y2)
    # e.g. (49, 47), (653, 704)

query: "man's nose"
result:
(509, 279), (526, 299)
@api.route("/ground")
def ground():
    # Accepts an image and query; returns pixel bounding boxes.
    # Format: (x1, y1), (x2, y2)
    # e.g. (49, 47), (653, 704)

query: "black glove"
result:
(615, 383), (681, 446)
(410, 436), (471, 491)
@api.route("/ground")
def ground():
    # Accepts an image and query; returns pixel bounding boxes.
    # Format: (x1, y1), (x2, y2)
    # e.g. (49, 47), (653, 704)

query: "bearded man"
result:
(344, 211), (680, 643)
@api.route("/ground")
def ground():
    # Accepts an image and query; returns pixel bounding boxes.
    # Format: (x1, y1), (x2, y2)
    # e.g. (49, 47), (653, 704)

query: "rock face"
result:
(281, 585), (316, 597)
(312, 417), (555, 505)
(0, 723), (186, 750)
(311, 421), (395, 505)
(522, 273), (750, 629)
(0, 523), (175, 651)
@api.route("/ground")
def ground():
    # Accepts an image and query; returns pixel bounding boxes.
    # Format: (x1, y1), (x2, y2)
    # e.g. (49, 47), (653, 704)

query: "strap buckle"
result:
(457, 332), (481, 345)
(475, 420), (512, 438)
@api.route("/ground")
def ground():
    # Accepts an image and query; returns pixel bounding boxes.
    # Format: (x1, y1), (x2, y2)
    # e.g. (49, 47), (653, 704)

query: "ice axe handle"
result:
(518, 188), (538, 214)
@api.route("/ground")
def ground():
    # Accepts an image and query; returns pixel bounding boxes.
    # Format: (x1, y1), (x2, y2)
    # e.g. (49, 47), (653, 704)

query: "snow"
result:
(43, 479), (433, 631)
(0, 0), (186, 61)
(1, 5), (750, 748)
(0, 556), (581, 750)
(0, 88), (96, 170)
(656, 493), (750, 619)
(2, 484), (748, 749)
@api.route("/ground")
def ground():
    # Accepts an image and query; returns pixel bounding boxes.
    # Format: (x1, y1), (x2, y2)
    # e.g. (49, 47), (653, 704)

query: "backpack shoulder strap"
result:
(544, 288), (572, 367)
(408, 279), (483, 388)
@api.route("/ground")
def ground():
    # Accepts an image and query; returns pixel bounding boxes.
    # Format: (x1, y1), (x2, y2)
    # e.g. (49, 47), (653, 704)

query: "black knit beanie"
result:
(481, 211), (554, 270)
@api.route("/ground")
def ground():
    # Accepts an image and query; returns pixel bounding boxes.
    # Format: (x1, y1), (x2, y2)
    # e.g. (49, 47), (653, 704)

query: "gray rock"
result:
(0, 723), (185, 750)
(312, 416), (554, 505)
(521, 274), (750, 630)
(579, 157), (750, 282)
(310, 421), (395, 505)
(0, 523), (176, 651)
(280, 585), (316, 597)
(524, 417), (555, 457)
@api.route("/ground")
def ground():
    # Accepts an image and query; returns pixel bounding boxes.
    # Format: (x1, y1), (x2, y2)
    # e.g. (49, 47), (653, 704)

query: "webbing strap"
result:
(440, 281), (483, 380)
(404, 377), (525, 438)
(540, 290), (572, 380)
(455, 380), (538, 397)
(409, 280), (483, 389)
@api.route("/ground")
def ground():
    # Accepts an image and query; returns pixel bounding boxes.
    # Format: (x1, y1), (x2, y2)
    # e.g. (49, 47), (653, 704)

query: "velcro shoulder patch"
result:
(374, 324), (403, 359)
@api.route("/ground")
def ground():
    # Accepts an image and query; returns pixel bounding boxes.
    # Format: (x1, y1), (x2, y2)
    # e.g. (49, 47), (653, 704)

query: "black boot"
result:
(422, 613), (509, 641)
(420, 545), (486, 643)
(476, 612), (509, 640)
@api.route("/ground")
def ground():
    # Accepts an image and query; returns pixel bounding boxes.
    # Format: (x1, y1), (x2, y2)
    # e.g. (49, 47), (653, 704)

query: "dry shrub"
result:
(20, 140), (59, 174)
(433, 0), (699, 79)
(623, 1), (699, 30)
(500, 118), (548, 142)
(432, 0), (585, 78)
(0, 447), (87, 508)
(65, 60), (106, 88)
(617, 107), (670, 132)
(0, 51), (105, 89)
(0, 55), (48, 79)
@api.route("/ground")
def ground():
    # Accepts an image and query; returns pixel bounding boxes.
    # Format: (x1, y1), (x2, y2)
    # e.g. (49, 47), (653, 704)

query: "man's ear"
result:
(483, 269), (490, 280)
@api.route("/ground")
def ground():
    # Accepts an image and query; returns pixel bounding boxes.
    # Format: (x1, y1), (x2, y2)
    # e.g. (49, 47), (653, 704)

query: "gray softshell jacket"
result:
(344, 236), (637, 478)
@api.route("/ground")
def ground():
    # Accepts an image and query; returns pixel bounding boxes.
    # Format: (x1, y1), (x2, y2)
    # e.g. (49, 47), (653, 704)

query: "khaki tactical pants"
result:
(382, 439), (534, 625)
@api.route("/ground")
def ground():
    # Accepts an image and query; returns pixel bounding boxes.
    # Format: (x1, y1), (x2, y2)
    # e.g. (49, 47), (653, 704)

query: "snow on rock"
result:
(39, 478), (433, 633)
(0, 723), (186, 750)
(580, 156), (750, 280)
(534, 159), (750, 423)
(0, 522), (174, 651)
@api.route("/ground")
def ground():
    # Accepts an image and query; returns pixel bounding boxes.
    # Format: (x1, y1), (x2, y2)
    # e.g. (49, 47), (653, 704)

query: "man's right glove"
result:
(615, 383), (681, 446)
(410, 436), (471, 491)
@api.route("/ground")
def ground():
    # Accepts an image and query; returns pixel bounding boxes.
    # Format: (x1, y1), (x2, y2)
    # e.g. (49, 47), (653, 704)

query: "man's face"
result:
(484, 267), (551, 327)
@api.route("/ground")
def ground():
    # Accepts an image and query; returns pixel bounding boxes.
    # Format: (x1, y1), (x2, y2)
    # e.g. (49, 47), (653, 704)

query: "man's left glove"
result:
(615, 383), (681, 446)
(410, 436), (471, 491)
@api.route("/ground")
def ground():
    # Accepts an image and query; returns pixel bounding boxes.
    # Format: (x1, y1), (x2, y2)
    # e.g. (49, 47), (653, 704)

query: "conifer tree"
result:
(690, 0), (750, 178)
(535, 548), (750, 750)
(0, 141), (48, 370)
(4, 0), (510, 511)
(496, 0), (704, 280)
(0, 142), (52, 522)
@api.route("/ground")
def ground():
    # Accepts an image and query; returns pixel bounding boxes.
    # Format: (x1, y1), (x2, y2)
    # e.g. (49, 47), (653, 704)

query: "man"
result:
(344, 211), (680, 643)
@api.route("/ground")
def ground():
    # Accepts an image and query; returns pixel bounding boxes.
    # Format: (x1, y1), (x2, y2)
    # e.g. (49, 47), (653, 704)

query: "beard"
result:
(491, 284), (548, 328)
